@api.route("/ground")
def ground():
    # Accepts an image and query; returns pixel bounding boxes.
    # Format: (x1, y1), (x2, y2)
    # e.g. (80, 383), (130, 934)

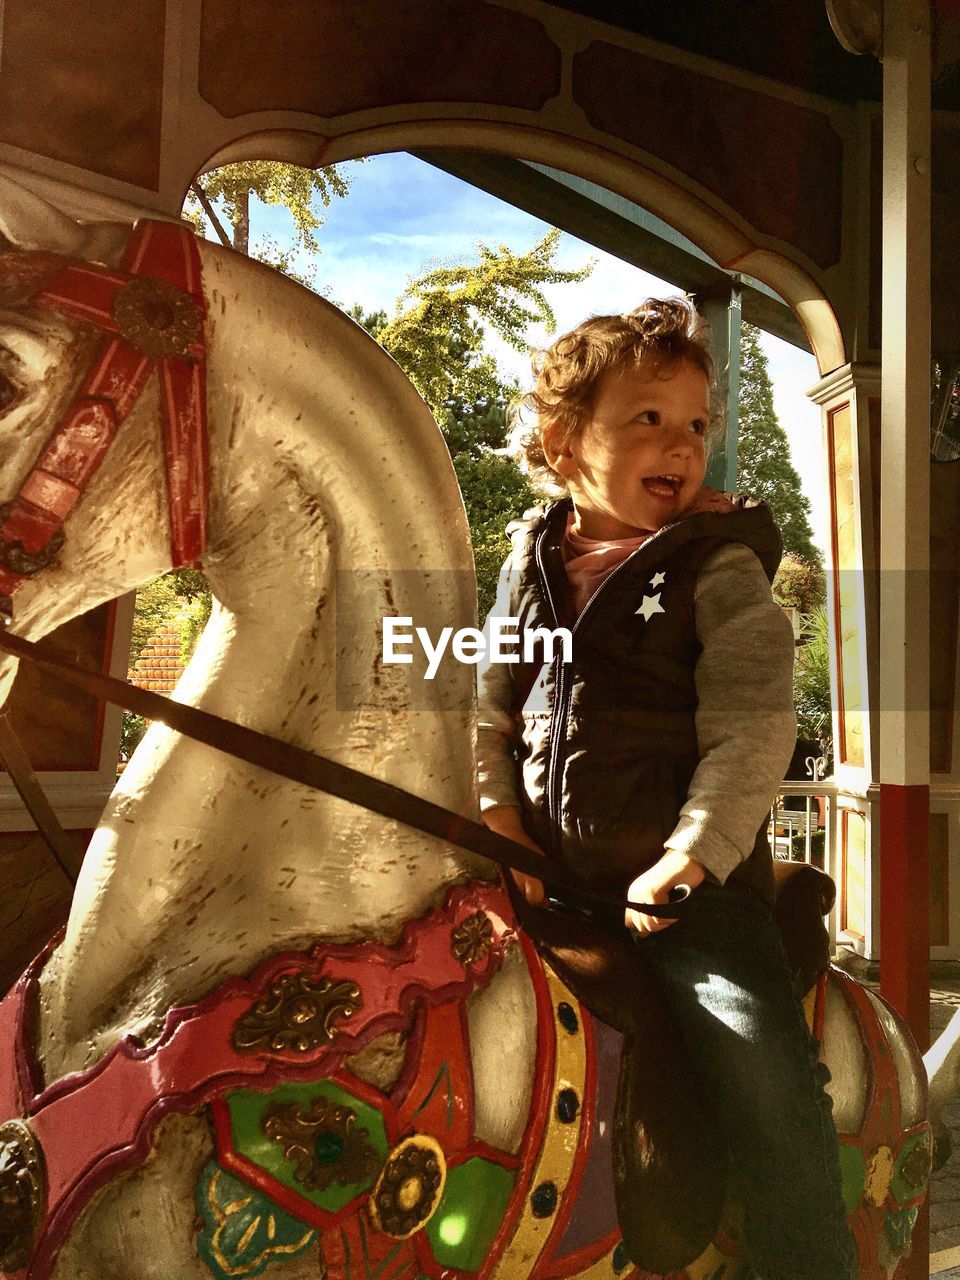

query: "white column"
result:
(879, 0), (931, 788)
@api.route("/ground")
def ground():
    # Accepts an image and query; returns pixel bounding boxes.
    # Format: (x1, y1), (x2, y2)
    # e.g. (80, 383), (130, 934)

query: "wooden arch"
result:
(205, 119), (847, 375)
(0, 3), (854, 366)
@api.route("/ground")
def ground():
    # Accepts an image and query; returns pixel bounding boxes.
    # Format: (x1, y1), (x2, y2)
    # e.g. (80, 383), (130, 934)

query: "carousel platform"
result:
(912, 979), (960, 1276)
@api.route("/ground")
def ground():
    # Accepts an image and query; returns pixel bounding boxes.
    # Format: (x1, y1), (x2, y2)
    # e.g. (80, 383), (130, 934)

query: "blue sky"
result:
(240, 152), (826, 552)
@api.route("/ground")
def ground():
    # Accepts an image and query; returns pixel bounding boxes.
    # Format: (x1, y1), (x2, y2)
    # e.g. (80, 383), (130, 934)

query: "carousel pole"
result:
(878, 2), (932, 1275)
(878, 0), (932, 1047)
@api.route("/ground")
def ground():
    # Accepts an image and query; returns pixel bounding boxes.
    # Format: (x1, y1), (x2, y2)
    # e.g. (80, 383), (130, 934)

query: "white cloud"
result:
(367, 231), (452, 248)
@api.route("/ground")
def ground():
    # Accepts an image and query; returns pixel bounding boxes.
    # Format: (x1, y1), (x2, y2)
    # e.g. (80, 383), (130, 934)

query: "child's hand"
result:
(481, 805), (547, 904)
(625, 850), (707, 937)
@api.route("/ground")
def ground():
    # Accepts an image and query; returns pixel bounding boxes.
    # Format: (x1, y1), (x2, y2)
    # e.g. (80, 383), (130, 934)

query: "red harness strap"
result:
(0, 220), (207, 601)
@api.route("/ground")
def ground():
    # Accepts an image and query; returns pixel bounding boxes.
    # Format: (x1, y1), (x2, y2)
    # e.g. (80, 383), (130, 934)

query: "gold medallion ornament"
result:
(368, 1135), (446, 1239)
(232, 973), (362, 1054)
(262, 1095), (380, 1192)
(451, 911), (494, 966)
(0, 1118), (46, 1271)
(112, 275), (201, 358)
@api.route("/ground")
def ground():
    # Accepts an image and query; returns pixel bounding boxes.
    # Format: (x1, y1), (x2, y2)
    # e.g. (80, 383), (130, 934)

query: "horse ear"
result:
(0, 170), (129, 263)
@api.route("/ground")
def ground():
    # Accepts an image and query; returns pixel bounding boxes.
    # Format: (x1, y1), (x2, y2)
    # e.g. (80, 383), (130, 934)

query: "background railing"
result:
(769, 755), (839, 947)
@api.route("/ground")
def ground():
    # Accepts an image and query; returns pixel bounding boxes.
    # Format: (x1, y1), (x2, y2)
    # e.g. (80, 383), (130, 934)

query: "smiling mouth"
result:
(642, 475), (683, 499)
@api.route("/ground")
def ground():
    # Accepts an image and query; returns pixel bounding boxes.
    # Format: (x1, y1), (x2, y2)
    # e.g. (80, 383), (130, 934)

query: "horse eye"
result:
(0, 370), (16, 413)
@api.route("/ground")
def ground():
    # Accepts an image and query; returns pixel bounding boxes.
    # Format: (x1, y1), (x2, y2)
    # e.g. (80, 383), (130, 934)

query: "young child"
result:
(477, 300), (857, 1280)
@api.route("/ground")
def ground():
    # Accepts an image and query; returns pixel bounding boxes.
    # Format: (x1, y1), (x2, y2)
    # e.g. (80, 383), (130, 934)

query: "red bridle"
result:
(0, 220), (208, 611)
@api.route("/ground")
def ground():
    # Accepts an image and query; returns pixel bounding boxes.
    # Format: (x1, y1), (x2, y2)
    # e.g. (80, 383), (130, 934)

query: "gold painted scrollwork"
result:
(0, 1118), (46, 1271)
(262, 1095), (380, 1191)
(232, 972), (362, 1054)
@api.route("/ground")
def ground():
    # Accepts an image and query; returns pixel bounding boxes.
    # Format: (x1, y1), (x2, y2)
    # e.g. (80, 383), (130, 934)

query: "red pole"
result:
(879, 784), (930, 1052)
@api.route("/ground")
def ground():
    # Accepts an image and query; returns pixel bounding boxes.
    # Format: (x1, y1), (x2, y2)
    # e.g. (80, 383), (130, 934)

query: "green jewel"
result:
(314, 1131), (345, 1165)
(425, 1157), (515, 1271)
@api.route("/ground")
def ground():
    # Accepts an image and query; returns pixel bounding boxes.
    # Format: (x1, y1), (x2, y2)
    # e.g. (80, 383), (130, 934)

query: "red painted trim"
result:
(829, 966), (933, 1277)
(832, 968), (898, 1140)
(386, 1002), (426, 1112)
(160, 353), (208, 566)
(879, 783), (930, 1052)
(444, 1139), (520, 1172)
(457, 995), (476, 1140)
(395, 998), (472, 1150)
(211, 1004), (519, 1236)
(902, 1198), (929, 1280)
(541, 1228), (621, 1280)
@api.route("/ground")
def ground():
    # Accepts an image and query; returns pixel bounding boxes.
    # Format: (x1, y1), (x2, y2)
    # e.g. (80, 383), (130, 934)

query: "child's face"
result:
(546, 357), (709, 539)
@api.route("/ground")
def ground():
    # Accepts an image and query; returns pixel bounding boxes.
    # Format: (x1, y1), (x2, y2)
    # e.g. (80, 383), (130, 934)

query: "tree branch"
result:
(190, 183), (232, 248)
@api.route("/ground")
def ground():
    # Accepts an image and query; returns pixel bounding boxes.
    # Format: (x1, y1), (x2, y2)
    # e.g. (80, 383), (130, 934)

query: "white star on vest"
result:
(635, 592), (665, 622)
(650, 571), (666, 588)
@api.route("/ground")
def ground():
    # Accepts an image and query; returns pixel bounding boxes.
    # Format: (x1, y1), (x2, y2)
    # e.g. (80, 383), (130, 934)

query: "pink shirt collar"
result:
(562, 512), (653, 615)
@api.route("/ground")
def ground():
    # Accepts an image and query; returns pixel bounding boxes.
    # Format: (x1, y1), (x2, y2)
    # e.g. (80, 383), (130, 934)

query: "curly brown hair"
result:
(511, 297), (719, 485)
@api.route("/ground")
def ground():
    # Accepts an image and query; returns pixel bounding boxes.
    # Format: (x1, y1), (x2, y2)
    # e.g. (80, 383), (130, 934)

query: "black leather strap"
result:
(0, 627), (688, 919)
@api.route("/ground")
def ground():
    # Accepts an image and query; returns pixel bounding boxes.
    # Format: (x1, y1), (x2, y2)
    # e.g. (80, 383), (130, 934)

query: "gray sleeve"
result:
(476, 557), (523, 811)
(663, 543), (797, 882)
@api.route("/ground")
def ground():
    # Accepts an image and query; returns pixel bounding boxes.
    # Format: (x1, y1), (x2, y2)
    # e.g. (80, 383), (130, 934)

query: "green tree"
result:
(772, 552), (826, 615)
(737, 325), (820, 563)
(352, 229), (590, 425)
(772, 553), (834, 767)
(350, 231), (590, 610)
(128, 575), (184, 668)
(347, 308), (518, 452)
(451, 451), (541, 617)
(183, 160), (351, 259)
(794, 604), (833, 762)
(122, 568), (213, 760)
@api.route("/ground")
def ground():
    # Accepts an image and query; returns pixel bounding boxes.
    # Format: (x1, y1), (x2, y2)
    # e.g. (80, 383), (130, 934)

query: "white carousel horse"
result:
(0, 168), (943, 1280)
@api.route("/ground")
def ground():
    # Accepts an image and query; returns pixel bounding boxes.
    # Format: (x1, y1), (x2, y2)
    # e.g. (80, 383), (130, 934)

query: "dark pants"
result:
(642, 881), (858, 1280)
